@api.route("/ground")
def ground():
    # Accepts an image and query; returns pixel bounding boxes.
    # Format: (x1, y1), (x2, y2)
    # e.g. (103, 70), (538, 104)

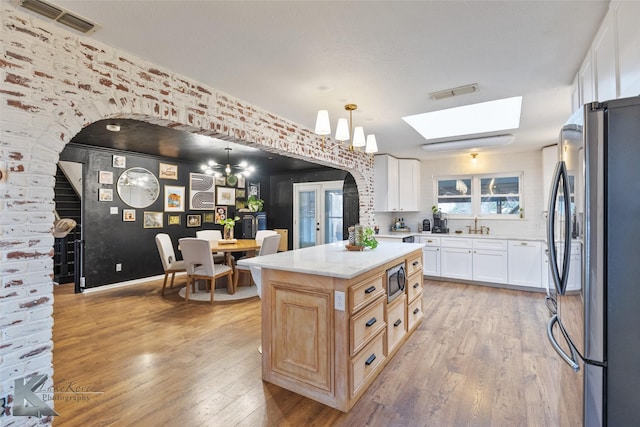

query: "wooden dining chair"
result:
(155, 233), (186, 295)
(236, 234), (281, 290)
(178, 238), (233, 304)
(195, 229), (227, 264)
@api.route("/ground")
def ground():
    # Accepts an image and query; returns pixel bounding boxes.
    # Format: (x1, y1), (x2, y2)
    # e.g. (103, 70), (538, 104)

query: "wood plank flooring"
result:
(52, 278), (581, 426)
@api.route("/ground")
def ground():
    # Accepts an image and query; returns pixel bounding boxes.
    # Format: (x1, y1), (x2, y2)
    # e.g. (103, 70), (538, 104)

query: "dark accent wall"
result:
(60, 144), (267, 288)
(268, 168), (352, 250)
(343, 173), (360, 237)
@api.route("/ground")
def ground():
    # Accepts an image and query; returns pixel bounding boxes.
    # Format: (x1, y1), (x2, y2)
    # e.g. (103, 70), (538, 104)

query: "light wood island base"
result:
(260, 248), (424, 412)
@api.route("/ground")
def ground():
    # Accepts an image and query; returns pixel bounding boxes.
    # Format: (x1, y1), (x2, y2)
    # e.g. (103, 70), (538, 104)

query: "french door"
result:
(293, 181), (343, 249)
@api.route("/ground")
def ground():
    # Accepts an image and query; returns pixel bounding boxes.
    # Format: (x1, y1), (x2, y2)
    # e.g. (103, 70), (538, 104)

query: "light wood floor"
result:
(52, 278), (581, 426)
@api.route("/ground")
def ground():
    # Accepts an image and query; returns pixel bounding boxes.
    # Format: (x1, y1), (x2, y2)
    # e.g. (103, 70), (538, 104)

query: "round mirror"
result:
(116, 167), (160, 208)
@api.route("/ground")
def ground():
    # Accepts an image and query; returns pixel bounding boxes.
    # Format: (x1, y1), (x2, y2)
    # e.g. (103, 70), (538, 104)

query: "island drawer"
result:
(351, 298), (386, 356)
(349, 273), (385, 314)
(350, 330), (386, 399)
(408, 296), (424, 332)
(406, 269), (423, 303)
(385, 294), (407, 356)
(405, 252), (423, 276)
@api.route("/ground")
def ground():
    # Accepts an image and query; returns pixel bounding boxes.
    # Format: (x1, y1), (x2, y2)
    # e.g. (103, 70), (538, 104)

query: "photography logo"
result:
(11, 374), (59, 417)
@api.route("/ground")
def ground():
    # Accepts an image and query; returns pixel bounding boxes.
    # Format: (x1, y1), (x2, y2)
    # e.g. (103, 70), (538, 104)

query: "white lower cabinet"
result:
(473, 249), (508, 284)
(419, 236), (441, 277)
(508, 240), (543, 288)
(440, 237), (473, 281)
(566, 242), (582, 292)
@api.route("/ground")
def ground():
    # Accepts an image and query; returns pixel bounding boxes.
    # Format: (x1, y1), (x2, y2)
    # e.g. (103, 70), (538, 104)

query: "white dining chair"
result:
(155, 233), (186, 295)
(178, 238), (233, 304)
(255, 229), (278, 246)
(195, 229), (227, 264)
(236, 234), (281, 291)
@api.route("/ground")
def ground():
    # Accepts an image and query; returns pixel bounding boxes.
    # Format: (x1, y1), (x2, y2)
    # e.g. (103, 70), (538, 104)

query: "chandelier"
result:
(201, 143), (255, 177)
(314, 104), (378, 153)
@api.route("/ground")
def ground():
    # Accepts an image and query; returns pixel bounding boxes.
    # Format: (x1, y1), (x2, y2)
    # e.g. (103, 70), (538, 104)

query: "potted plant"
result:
(361, 226), (379, 250)
(247, 195), (264, 212)
(218, 215), (240, 240)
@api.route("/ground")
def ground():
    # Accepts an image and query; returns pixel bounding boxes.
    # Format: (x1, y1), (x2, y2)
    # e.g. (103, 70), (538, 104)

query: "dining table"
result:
(210, 239), (260, 294)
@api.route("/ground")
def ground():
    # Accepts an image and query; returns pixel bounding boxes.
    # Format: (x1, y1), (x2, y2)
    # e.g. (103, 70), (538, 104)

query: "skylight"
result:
(402, 96), (523, 140)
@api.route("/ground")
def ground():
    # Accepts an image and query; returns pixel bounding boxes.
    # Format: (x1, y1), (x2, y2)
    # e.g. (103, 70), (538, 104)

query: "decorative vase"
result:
(224, 226), (234, 240)
(348, 226), (355, 245)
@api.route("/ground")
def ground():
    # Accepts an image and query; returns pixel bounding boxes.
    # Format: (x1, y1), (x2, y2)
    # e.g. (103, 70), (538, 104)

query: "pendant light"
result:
(314, 103), (378, 153)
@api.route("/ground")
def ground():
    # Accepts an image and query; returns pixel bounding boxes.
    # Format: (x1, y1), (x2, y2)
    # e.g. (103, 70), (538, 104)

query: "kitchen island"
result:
(237, 241), (424, 412)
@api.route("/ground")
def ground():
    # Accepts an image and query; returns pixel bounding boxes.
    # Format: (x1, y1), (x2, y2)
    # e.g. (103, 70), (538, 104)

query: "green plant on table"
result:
(218, 215), (240, 229)
(361, 226), (379, 249)
(247, 195), (264, 212)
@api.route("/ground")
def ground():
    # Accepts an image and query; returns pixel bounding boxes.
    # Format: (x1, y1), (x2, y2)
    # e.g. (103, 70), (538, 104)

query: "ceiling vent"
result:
(18, 0), (98, 34)
(429, 83), (479, 100)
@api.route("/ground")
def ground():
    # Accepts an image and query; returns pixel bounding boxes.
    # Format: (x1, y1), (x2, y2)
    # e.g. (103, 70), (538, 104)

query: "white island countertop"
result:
(236, 241), (424, 279)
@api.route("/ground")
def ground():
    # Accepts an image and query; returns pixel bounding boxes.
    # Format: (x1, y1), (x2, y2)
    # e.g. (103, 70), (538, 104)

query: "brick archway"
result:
(0, 5), (373, 423)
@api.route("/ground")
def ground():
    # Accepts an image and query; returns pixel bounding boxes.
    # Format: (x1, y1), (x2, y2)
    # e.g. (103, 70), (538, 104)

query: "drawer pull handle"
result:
(413, 261), (419, 267)
(365, 317), (377, 327)
(413, 308), (420, 315)
(427, 240), (433, 243)
(394, 319), (402, 327)
(365, 354), (377, 366)
(521, 242), (528, 246)
(365, 286), (376, 294)
(413, 283), (419, 289)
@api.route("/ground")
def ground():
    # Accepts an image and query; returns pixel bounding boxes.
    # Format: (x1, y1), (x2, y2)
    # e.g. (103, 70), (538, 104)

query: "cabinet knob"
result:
(413, 283), (419, 289)
(413, 308), (420, 315)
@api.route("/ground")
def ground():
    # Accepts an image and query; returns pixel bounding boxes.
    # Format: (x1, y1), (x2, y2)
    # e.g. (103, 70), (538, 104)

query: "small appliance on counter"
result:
(422, 219), (430, 232)
(431, 212), (449, 234)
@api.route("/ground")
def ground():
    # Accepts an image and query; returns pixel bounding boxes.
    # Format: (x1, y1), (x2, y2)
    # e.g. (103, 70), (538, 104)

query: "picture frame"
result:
(99, 188), (113, 202)
(112, 155), (126, 168)
(164, 185), (185, 212)
(99, 170), (113, 184)
(123, 209), (136, 222)
(236, 188), (246, 199)
(237, 175), (245, 189)
(203, 212), (215, 224)
(216, 187), (236, 206)
(143, 211), (163, 228)
(215, 176), (226, 187)
(159, 163), (178, 180)
(248, 182), (260, 199)
(235, 200), (247, 210)
(215, 206), (227, 223)
(187, 214), (201, 227)
(167, 214), (181, 226)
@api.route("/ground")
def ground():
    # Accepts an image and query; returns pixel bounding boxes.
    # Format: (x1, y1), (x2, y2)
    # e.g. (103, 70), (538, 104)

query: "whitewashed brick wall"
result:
(0, 4), (374, 424)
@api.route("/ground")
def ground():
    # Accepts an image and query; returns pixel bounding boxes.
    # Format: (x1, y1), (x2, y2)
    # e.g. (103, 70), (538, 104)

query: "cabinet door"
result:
(398, 159), (420, 211)
(472, 249), (508, 284)
(508, 241), (543, 288)
(440, 247), (472, 280)
(423, 247), (440, 276)
(592, 11), (617, 101)
(566, 244), (582, 292)
(615, 0), (640, 97)
(541, 245), (551, 292)
(374, 155), (399, 211)
(542, 145), (558, 212)
(579, 53), (595, 105)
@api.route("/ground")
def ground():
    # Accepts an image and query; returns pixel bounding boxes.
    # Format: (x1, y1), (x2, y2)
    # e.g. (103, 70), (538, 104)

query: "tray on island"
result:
(345, 244), (364, 251)
(218, 239), (237, 244)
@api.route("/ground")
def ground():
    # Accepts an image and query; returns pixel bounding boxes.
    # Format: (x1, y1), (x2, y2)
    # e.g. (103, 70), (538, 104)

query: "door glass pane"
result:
(324, 189), (343, 243)
(298, 190), (316, 248)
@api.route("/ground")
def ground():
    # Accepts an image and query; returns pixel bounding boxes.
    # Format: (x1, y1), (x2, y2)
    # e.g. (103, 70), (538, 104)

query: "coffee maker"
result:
(432, 212), (449, 234)
(422, 219), (430, 232)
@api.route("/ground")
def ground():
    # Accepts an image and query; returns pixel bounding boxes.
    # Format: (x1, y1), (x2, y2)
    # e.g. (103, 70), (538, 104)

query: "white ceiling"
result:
(53, 0), (609, 160)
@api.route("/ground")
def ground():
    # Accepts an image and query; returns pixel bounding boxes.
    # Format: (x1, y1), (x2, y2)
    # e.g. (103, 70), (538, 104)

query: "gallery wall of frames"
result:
(60, 143), (269, 288)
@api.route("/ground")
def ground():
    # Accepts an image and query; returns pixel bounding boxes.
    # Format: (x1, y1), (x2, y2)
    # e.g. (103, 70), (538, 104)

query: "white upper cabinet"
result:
(614, 0), (640, 97)
(574, 0), (640, 105)
(592, 11), (617, 102)
(374, 155), (420, 212)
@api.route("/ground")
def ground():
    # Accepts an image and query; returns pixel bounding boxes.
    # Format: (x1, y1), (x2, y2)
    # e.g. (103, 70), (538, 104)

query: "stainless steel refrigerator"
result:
(546, 95), (640, 426)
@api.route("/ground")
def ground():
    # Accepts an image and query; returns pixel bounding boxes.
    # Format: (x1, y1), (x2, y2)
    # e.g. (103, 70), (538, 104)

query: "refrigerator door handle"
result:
(546, 161), (572, 295)
(547, 315), (580, 372)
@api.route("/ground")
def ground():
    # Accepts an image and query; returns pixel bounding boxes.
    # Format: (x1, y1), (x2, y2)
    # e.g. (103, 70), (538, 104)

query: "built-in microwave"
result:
(386, 263), (406, 303)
